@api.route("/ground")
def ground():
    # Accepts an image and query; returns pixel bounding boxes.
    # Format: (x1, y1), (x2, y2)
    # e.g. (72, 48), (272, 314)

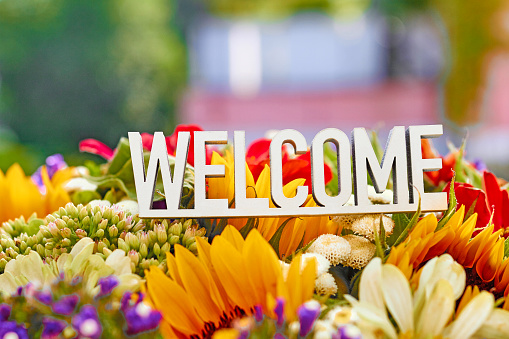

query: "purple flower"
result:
(274, 334), (286, 339)
(35, 291), (53, 305)
(253, 304), (263, 322)
(72, 305), (102, 339)
(332, 325), (362, 339)
(121, 291), (132, 312)
(297, 300), (321, 337)
(41, 318), (67, 339)
(52, 294), (79, 315)
(32, 154), (67, 192)
(0, 321), (29, 339)
(97, 276), (119, 298)
(123, 300), (162, 335)
(0, 305), (10, 322)
(274, 298), (285, 327)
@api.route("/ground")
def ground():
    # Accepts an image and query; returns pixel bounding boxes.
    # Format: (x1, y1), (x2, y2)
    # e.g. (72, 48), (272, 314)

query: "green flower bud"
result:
(61, 227), (72, 238)
(62, 238), (72, 247)
(139, 232), (150, 247)
(183, 219), (193, 230)
(160, 242), (171, 254)
(46, 214), (56, 223)
(95, 229), (105, 238)
(118, 238), (130, 252)
(98, 219), (108, 230)
(48, 223), (60, 238)
(162, 219), (169, 231)
(76, 229), (87, 238)
(2, 223), (13, 235)
(45, 249), (52, 257)
(93, 211), (102, 225)
(125, 233), (139, 250)
(116, 220), (126, 232)
(61, 216), (70, 224)
(188, 242), (198, 254)
(128, 250), (139, 265)
(55, 219), (67, 230)
(156, 226), (167, 244)
(36, 244), (45, 257)
(58, 207), (67, 216)
(108, 226), (118, 238)
(102, 208), (113, 220)
(97, 241), (106, 253)
(81, 216), (90, 227)
(148, 230), (157, 244)
(132, 221), (145, 232)
(111, 215), (120, 225)
(168, 223), (182, 236)
(102, 238), (110, 248)
(169, 235), (180, 245)
(185, 236), (195, 248)
(139, 243), (148, 258)
(40, 226), (52, 238)
(19, 241), (27, 253)
(65, 202), (79, 218)
(6, 248), (17, 259)
(45, 241), (54, 250)
(66, 219), (76, 229)
(79, 206), (88, 220)
(153, 243), (161, 257)
(103, 248), (112, 257)
(0, 258), (7, 270)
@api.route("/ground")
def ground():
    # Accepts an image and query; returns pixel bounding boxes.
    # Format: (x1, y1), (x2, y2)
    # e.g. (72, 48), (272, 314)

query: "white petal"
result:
(381, 264), (414, 334)
(345, 295), (398, 339)
(475, 308), (509, 339)
(415, 279), (454, 338)
(445, 291), (494, 339)
(359, 257), (385, 312)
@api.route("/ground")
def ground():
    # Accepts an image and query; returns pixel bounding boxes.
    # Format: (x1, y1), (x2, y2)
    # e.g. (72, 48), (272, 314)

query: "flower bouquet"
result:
(0, 124), (508, 339)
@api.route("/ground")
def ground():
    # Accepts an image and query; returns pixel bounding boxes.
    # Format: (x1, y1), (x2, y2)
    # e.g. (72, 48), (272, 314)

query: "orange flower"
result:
(143, 226), (316, 338)
(207, 151), (340, 258)
(387, 206), (505, 284)
(0, 164), (72, 224)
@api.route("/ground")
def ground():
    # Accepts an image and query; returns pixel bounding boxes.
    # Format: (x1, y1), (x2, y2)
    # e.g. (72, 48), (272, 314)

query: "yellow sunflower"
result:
(143, 226), (316, 338)
(0, 164), (72, 223)
(207, 151), (340, 258)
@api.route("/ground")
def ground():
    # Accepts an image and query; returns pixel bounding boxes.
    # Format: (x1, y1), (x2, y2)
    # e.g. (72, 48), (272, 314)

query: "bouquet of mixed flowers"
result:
(1, 124), (508, 339)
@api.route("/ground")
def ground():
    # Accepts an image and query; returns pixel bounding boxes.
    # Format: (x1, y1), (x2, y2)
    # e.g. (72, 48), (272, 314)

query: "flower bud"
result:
(97, 241), (106, 253)
(46, 214), (56, 223)
(6, 248), (17, 259)
(102, 208), (113, 220)
(45, 241), (54, 250)
(65, 203), (79, 218)
(153, 243), (161, 257)
(108, 226), (118, 238)
(98, 219), (108, 230)
(61, 227), (72, 238)
(62, 238), (72, 247)
(156, 226), (167, 244)
(111, 214), (120, 225)
(118, 238), (130, 252)
(95, 229), (105, 238)
(58, 207), (67, 216)
(188, 242), (198, 254)
(0, 258), (7, 270)
(168, 223), (182, 236)
(81, 216), (90, 227)
(116, 220), (126, 232)
(139, 243), (148, 258)
(185, 236), (195, 248)
(128, 250), (139, 265)
(102, 238), (110, 248)
(148, 230), (157, 244)
(103, 248), (112, 257)
(79, 206), (88, 220)
(126, 233), (140, 250)
(139, 232), (150, 247)
(132, 221), (145, 233)
(19, 241), (27, 253)
(40, 226), (52, 238)
(2, 223), (13, 235)
(169, 235), (180, 245)
(48, 222), (60, 238)
(55, 219), (67, 230)
(183, 219), (193, 230)
(161, 219), (169, 231)
(160, 243), (171, 254)
(93, 211), (102, 225)
(75, 229), (87, 238)
(36, 244), (45, 257)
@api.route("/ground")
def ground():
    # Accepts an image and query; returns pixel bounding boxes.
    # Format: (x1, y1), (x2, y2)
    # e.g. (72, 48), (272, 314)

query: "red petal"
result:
(141, 133), (154, 151)
(79, 139), (115, 160)
(166, 124), (204, 166)
(484, 171), (503, 230)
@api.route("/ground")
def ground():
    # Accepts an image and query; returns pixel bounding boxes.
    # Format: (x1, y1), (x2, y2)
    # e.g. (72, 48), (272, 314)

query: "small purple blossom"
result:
(0, 321), (29, 339)
(35, 291), (53, 305)
(253, 304), (263, 322)
(41, 318), (67, 339)
(72, 305), (102, 339)
(32, 154), (67, 192)
(121, 291), (132, 312)
(123, 301), (162, 335)
(297, 300), (321, 337)
(274, 334), (286, 339)
(0, 305), (10, 322)
(274, 298), (285, 327)
(332, 325), (362, 339)
(52, 294), (79, 315)
(97, 276), (119, 298)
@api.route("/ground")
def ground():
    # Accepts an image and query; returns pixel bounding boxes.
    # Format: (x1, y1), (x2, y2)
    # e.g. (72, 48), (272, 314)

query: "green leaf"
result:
(107, 137), (132, 175)
(387, 213), (410, 247)
(392, 193), (421, 247)
(453, 138), (467, 183)
(269, 217), (294, 257)
(71, 190), (102, 205)
(504, 237), (509, 258)
(437, 173), (457, 230)
(374, 215), (385, 260)
(239, 217), (258, 238)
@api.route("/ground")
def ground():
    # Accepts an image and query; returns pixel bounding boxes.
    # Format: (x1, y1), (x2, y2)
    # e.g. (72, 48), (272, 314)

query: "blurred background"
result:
(1, 0), (509, 175)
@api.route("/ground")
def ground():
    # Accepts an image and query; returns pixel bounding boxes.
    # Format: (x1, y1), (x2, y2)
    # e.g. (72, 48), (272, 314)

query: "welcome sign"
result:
(129, 125), (448, 218)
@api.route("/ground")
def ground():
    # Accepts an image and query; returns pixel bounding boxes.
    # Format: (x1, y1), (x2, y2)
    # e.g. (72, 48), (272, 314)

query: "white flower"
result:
(315, 273), (337, 295)
(301, 253), (331, 276)
(307, 234), (351, 266)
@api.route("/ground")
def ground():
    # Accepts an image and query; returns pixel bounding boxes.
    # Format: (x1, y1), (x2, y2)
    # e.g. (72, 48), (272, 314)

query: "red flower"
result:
(445, 171), (509, 234)
(246, 138), (332, 193)
(421, 139), (456, 186)
(79, 125), (206, 166)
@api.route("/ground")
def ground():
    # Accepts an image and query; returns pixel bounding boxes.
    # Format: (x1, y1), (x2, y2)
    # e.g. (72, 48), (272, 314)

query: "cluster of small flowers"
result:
(0, 202), (206, 276)
(0, 274), (161, 338)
